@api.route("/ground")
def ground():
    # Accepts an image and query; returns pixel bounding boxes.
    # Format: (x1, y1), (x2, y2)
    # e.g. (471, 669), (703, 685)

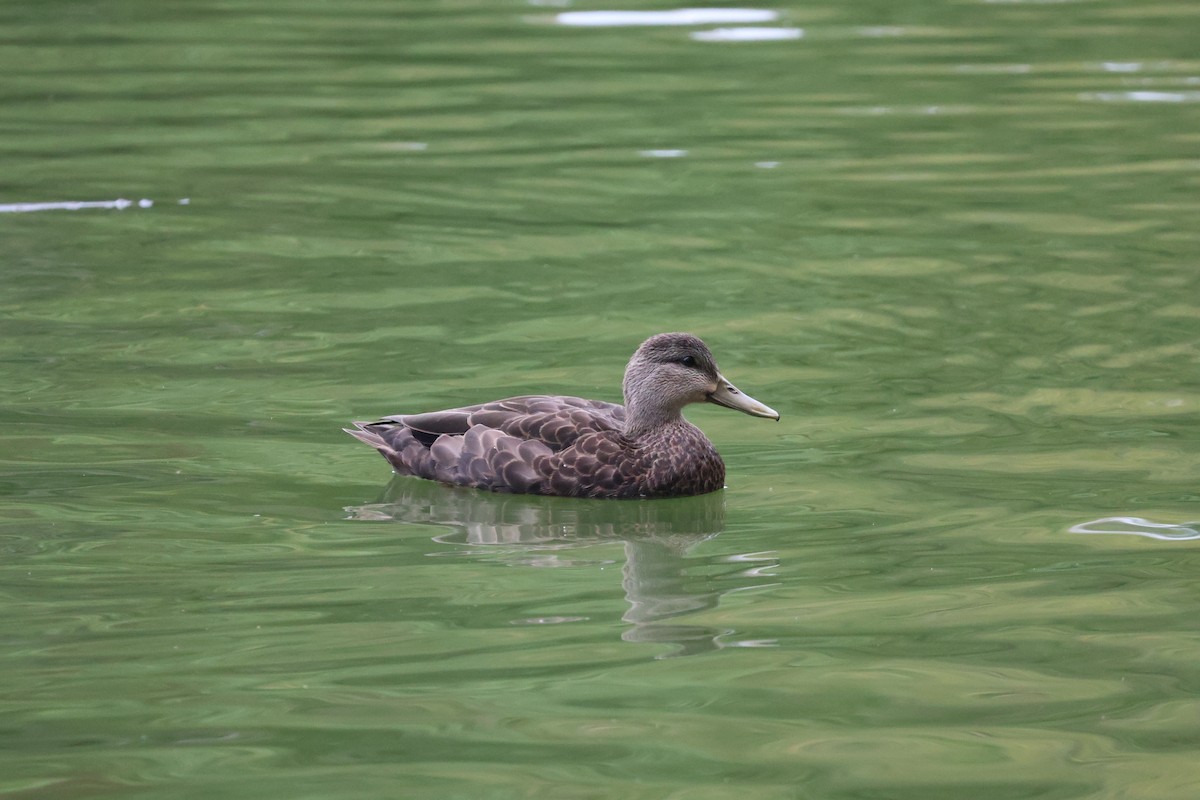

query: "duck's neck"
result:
(622, 402), (685, 440)
(621, 358), (690, 440)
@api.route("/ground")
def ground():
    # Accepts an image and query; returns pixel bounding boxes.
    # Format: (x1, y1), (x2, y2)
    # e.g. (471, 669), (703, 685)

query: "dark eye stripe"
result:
(680, 355), (697, 368)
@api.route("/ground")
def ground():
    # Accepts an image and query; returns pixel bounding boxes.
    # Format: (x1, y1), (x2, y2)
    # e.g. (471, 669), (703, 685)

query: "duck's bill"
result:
(707, 375), (780, 420)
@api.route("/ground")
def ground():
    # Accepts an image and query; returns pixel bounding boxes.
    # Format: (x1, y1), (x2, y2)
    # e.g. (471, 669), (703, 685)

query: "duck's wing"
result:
(383, 395), (625, 451)
(345, 396), (629, 494)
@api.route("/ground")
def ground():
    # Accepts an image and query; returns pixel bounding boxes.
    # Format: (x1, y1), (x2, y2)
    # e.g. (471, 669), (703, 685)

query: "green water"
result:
(3, 0), (1200, 797)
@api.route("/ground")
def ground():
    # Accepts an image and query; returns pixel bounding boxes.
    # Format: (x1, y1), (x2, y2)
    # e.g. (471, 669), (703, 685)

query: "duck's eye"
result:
(680, 355), (697, 368)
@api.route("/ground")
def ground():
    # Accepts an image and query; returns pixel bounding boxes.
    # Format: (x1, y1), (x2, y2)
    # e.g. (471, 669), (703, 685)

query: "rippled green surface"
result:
(4, 0), (1200, 797)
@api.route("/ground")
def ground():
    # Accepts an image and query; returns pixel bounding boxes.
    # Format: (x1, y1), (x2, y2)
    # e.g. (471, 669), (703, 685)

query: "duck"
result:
(345, 332), (779, 499)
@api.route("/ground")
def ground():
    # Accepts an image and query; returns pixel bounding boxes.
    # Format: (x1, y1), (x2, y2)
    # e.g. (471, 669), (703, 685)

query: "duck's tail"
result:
(344, 421), (390, 451)
(345, 420), (429, 477)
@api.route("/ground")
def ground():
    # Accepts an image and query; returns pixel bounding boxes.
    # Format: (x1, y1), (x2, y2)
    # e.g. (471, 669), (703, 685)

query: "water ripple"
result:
(1070, 517), (1200, 541)
(554, 9), (778, 27)
(690, 27), (803, 42)
(1082, 91), (1200, 103)
(0, 197), (160, 213)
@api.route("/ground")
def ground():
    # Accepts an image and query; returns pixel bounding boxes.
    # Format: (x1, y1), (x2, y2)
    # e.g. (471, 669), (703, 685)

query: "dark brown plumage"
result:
(345, 333), (779, 499)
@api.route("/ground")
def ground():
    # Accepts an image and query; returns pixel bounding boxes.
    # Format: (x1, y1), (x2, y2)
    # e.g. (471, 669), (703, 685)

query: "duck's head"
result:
(622, 333), (779, 434)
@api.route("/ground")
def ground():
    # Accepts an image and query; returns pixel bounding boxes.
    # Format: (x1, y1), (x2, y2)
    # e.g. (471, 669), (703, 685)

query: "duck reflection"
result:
(348, 478), (743, 657)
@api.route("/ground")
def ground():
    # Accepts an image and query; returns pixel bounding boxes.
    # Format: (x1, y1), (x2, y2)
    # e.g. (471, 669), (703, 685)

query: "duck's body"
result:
(347, 394), (723, 498)
(346, 333), (778, 499)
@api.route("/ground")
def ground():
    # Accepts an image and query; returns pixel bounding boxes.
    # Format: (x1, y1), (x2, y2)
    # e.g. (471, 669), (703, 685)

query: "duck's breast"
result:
(643, 424), (725, 497)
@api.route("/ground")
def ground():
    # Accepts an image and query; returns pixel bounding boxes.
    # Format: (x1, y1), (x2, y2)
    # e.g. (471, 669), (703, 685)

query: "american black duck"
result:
(345, 332), (779, 499)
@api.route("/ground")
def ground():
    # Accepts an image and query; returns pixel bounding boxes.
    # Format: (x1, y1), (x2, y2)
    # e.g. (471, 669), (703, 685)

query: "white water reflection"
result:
(0, 197), (156, 213)
(639, 148), (688, 158)
(691, 26), (802, 42)
(555, 8), (778, 27)
(1070, 517), (1200, 541)
(840, 105), (965, 116)
(1082, 91), (1200, 103)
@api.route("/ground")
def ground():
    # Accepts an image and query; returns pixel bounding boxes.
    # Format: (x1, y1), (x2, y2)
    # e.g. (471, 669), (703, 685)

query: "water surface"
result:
(3, 0), (1200, 798)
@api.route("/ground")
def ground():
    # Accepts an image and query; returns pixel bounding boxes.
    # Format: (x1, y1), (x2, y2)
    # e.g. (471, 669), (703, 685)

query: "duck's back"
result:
(346, 395), (724, 498)
(395, 395), (625, 448)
